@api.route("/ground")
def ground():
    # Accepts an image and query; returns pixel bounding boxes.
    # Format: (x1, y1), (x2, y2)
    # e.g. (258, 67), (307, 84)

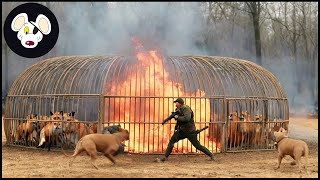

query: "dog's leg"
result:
(69, 150), (81, 167)
(275, 154), (283, 170)
(290, 155), (296, 165)
(294, 151), (304, 173)
(304, 146), (309, 171)
(296, 158), (302, 173)
(104, 153), (116, 165)
(90, 154), (99, 170)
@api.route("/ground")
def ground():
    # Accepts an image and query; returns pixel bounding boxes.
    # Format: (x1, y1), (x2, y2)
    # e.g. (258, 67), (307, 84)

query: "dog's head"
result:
(11, 13), (51, 48)
(118, 127), (130, 140)
(229, 112), (238, 121)
(273, 127), (288, 142)
(255, 114), (262, 121)
(240, 111), (250, 121)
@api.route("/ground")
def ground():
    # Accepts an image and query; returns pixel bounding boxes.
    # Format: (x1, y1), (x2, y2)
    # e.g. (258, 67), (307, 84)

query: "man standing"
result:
(160, 98), (216, 161)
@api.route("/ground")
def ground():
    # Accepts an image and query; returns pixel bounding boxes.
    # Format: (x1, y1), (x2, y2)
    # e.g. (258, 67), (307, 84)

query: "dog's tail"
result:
(62, 138), (83, 157)
(61, 143), (72, 157)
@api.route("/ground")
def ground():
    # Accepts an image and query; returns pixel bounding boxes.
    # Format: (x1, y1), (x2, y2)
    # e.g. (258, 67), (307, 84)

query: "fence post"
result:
(98, 94), (105, 134)
(223, 99), (229, 153)
(263, 99), (268, 149)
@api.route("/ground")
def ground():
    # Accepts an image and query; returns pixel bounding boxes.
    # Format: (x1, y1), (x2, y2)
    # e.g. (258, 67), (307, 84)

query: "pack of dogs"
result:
(227, 111), (289, 147)
(11, 111), (308, 172)
(227, 111), (265, 147)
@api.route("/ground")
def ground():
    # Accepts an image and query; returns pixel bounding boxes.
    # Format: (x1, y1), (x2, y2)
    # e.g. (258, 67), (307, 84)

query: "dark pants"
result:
(165, 130), (212, 157)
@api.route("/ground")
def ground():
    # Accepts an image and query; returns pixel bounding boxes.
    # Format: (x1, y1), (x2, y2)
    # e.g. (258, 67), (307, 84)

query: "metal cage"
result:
(3, 55), (289, 153)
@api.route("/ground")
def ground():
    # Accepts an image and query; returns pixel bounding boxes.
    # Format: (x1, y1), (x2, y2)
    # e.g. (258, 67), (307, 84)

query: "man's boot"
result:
(209, 154), (217, 161)
(160, 157), (168, 162)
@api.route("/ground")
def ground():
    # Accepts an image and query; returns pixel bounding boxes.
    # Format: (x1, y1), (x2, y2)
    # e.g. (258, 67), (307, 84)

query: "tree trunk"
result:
(291, 4), (300, 107)
(252, 14), (262, 65)
(247, 2), (262, 65)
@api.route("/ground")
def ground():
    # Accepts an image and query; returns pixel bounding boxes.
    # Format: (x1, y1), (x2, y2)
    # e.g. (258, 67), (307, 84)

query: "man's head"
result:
(174, 98), (184, 108)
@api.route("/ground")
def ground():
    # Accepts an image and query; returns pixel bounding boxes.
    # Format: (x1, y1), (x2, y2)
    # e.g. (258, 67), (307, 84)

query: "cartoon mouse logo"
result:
(11, 13), (51, 48)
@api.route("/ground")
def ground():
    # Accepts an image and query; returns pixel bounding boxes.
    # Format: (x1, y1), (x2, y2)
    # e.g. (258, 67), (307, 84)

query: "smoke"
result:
(58, 2), (207, 56)
(2, 2), (318, 115)
(265, 57), (318, 116)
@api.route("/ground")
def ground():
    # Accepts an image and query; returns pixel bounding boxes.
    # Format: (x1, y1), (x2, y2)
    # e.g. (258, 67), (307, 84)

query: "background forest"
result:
(2, 2), (318, 115)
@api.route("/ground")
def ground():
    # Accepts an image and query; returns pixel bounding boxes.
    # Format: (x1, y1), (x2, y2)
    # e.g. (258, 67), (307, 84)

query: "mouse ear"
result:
(35, 14), (51, 35)
(11, 13), (28, 32)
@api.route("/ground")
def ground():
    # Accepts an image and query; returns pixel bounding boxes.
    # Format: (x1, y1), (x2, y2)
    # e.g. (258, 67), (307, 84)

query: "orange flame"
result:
(105, 37), (219, 153)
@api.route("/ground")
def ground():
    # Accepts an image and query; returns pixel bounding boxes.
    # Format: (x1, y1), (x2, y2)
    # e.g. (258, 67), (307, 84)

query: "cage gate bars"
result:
(4, 55), (289, 153)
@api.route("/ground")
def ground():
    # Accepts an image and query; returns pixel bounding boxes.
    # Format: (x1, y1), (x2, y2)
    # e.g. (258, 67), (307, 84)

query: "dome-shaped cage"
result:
(4, 55), (289, 153)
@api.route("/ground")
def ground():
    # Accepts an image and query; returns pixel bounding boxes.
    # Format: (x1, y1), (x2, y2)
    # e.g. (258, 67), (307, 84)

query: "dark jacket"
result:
(175, 105), (196, 132)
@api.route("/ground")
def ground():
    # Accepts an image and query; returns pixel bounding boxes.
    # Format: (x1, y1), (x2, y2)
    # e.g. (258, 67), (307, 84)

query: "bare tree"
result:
(245, 2), (262, 65)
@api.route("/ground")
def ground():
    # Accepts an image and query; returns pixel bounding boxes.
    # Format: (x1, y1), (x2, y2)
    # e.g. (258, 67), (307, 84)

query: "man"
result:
(103, 124), (125, 154)
(160, 98), (216, 161)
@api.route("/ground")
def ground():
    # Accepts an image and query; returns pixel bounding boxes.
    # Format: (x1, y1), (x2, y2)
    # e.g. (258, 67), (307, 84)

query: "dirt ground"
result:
(2, 116), (318, 178)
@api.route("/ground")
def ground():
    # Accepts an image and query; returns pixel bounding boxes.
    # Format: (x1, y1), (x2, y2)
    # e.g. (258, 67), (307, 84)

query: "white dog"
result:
(11, 13), (51, 48)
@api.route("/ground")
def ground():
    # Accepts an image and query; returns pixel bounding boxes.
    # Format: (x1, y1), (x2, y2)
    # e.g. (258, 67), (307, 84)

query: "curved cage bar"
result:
(4, 55), (289, 153)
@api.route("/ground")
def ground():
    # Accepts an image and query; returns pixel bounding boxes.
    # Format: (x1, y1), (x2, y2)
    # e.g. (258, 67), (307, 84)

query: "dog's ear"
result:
(60, 111), (64, 115)
(35, 14), (51, 35)
(11, 13), (28, 32)
(34, 114), (37, 118)
(71, 111), (75, 117)
(50, 111), (53, 116)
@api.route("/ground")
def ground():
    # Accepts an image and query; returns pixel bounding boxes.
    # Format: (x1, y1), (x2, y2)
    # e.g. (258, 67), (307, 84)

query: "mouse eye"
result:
(24, 26), (29, 34)
(33, 27), (39, 34)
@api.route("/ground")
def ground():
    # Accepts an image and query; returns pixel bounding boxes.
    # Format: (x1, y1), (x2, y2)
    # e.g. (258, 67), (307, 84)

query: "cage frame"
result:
(3, 55), (289, 154)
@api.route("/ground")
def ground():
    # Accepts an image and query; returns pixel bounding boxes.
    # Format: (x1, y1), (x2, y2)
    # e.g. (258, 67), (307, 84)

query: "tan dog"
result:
(228, 112), (244, 146)
(273, 127), (309, 172)
(62, 127), (129, 169)
(241, 111), (263, 145)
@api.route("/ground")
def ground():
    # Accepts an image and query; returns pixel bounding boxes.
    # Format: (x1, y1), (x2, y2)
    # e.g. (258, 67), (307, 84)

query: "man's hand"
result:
(174, 115), (179, 120)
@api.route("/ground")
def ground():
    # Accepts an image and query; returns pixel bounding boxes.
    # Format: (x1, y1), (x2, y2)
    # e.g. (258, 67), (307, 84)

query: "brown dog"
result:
(241, 111), (263, 146)
(228, 112), (244, 146)
(62, 127), (129, 169)
(272, 127), (309, 172)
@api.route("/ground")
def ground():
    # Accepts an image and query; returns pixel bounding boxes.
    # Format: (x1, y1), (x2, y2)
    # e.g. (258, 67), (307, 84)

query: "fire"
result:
(105, 37), (219, 153)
